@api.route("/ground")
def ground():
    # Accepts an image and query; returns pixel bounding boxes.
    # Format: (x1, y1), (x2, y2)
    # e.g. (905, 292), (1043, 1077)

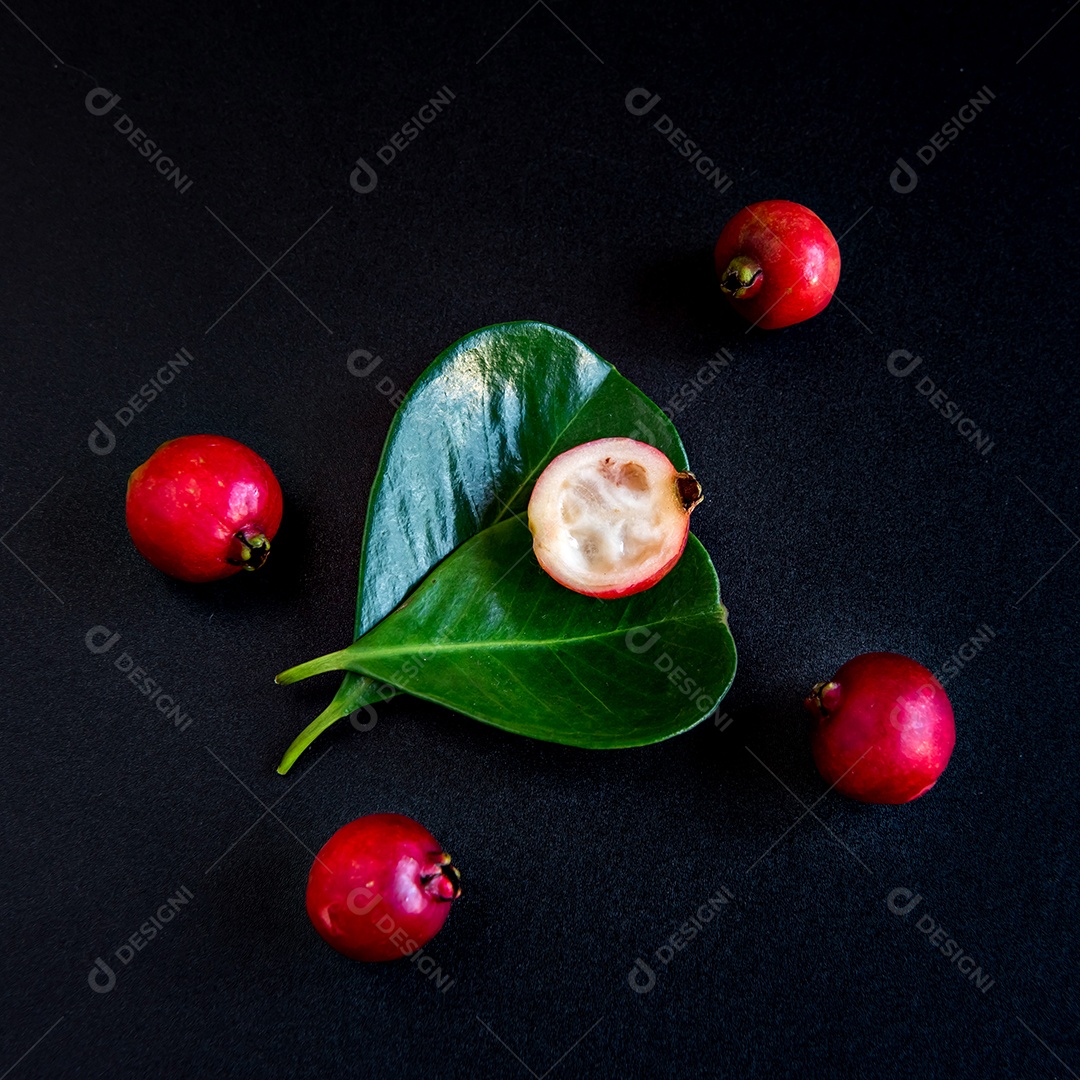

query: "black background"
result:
(2, 2), (1078, 1077)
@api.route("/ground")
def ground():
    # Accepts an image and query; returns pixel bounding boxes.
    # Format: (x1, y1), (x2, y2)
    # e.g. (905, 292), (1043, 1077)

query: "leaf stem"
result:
(275, 648), (359, 685)
(276, 674), (393, 774)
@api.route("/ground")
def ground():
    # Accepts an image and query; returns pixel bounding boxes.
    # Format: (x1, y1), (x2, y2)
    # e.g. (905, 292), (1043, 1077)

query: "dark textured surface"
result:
(1, 2), (1077, 1077)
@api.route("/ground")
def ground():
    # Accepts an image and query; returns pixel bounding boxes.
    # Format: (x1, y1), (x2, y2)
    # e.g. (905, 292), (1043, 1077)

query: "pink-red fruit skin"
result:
(306, 813), (460, 963)
(126, 434), (283, 582)
(528, 437), (702, 599)
(714, 200), (841, 329)
(805, 652), (955, 804)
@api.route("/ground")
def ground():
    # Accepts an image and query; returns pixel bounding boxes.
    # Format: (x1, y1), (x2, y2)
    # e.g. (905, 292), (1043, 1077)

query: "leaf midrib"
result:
(357, 619), (716, 662)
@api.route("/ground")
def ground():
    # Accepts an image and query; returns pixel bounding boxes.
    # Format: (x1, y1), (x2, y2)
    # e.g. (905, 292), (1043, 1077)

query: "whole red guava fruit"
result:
(306, 813), (460, 962)
(804, 652), (955, 804)
(125, 434), (283, 582)
(714, 200), (841, 329)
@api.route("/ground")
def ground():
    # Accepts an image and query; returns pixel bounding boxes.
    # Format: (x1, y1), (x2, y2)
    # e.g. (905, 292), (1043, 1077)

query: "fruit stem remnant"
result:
(676, 472), (703, 512)
(420, 853), (463, 901)
(229, 530), (271, 571)
(720, 255), (764, 299)
(806, 680), (841, 719)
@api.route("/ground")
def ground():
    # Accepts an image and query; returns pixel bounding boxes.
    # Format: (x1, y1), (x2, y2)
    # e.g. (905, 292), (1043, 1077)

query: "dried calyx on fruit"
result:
(527, 437), (702, 599)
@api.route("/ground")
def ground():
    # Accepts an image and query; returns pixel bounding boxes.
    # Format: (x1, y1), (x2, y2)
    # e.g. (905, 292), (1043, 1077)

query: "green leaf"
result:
(277, 322), (735, 770)
(354, 322), (689, 636)
(278, 518), (736, 749)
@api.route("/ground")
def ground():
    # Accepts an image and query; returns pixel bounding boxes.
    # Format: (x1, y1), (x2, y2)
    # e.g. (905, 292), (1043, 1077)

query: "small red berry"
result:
(804, 652), (956, 804)
(527, 437), (702, 599)
(306, 813), (461, 963)
(714, 200), (841, 329)
(126, 434), (283, 582)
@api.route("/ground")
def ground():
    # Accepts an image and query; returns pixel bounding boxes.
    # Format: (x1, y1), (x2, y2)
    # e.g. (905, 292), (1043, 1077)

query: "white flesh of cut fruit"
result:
(527, 437), (700, 598)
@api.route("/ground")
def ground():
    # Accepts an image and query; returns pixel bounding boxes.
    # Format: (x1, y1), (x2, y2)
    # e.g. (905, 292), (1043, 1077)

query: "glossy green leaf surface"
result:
(279, 518), (736, 749)
(354, 321), (689, 635)
(278, 322), (735, 771)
